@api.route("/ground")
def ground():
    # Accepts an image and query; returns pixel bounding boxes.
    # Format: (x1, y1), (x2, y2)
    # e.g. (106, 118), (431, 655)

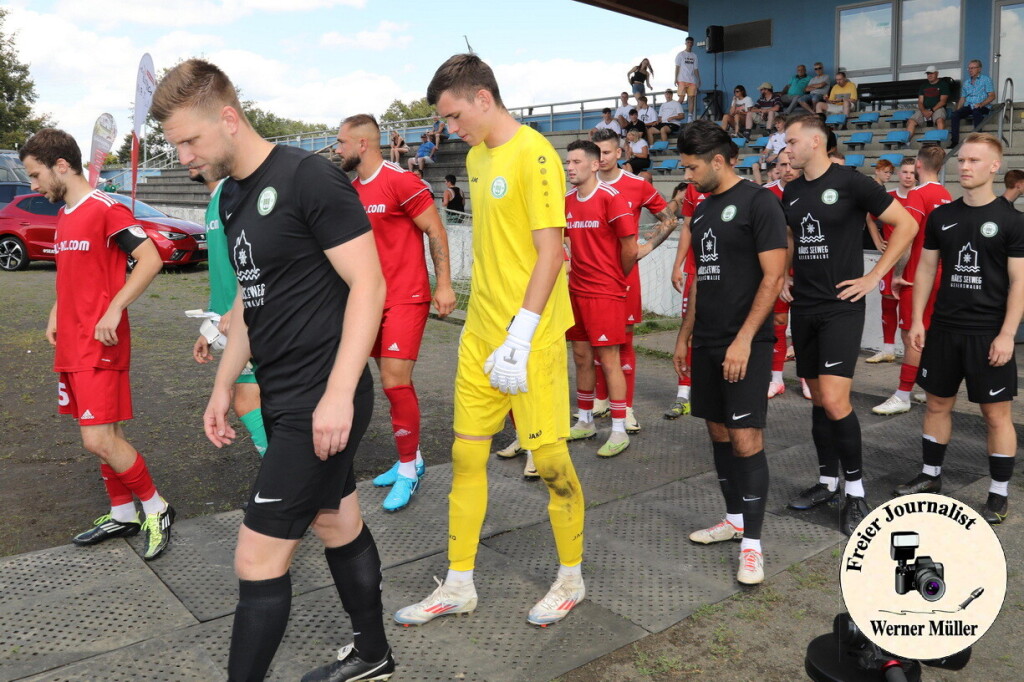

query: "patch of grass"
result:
(633, 646), (685, 677)
(633, 317), (681, 335)
(634, 345), (674, 361)
(788, 562), (830, 590)
(708, 625), (738, 660)
(691, 601), (725, 621)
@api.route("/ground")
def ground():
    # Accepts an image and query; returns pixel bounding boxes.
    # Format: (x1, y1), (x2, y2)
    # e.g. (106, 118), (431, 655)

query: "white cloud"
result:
(321, 21), (412, 51)
(51, 0), (366, 29)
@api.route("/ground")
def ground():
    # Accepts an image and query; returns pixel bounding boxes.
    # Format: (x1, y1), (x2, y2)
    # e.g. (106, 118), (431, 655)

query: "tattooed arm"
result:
(413, 205), (456, 317)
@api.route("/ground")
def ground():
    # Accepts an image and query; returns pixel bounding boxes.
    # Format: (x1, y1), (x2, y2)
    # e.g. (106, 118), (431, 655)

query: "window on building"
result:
(838, 3), (893, 74)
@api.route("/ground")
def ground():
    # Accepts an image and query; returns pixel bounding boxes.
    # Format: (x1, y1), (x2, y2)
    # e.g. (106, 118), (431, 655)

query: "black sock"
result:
(325, 523), (389, 662)
(712, 440), (742, 515)
(989, 455), (1015, 485)
(228, 573), (291, 682)
(831, 410), (862, 482)
(922, 437), (948, 469)
(812, 406), (839, 480)
(734, 451), (769, 540)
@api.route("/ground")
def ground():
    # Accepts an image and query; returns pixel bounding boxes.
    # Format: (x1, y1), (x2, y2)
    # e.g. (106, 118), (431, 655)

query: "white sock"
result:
(771, 370), (784, 384)
(740, 538), (762, 553)
(820, 476), (839, 492)
(990, 479), (1009, 496)
(922, 464), (941, 477)
(110, 502), (138, 523)
(398, 459), (417, 479)
(140, 493), (166, 516)
(725, 513), (744, 529)
(611, 417), (626, 433)
(844, 479), (865, 498)
(414, 448), (424, 466)
(558, 563), (583, 580)
(883, 343), (896, 355)
(446, 568), (474, 585)
(677, 385), (691, 400)
(894, 389), (911, 402)
(578, 409), (593, 423)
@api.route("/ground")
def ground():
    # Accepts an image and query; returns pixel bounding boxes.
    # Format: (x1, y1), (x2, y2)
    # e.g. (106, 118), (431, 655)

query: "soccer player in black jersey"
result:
(153, 60), (394, 682)
(673, 122), (787, 584)
(780, 115), (919, 536)
(900, 133), (1024, 524)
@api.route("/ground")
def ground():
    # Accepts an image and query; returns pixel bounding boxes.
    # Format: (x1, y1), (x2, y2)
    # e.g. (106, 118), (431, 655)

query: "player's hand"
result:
(723, 338), (751, 383)
(780, 275), (794, 303)
(836, 274), (879, 302)
(312, 390), (354, 460)
(484, 334), (531, 394)
(671, 267), (685, 293)
(218, 310), (232, 337)
(204, 386), (236, 448)
(94, 307), (122, 346)
(989, 332), (1014, 367)
(673, 334), (691, 379)
(891, 276), (912, 297)
(908, 323), (926, 353)
(433, 283), (457, 318)
(194, 335), (213, 364)
(46, 306), (57, 347)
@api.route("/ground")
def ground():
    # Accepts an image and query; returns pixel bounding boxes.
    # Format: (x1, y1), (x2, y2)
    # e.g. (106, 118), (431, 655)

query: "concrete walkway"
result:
(1, 330), (1018, 681)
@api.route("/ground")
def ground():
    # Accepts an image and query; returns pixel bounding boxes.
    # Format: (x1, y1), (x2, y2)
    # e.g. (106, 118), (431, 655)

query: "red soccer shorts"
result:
(58, 369), (133, 425)
(372, 302), (430, 360)
(773, 297), (790, 314)
(879, 269), (896, 298)
(898, 280), (939, 331)
(567, 294), (626, 346)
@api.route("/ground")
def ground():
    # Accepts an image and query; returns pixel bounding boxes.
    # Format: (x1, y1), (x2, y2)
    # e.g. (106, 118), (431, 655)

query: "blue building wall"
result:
(687, 0), (994, 100)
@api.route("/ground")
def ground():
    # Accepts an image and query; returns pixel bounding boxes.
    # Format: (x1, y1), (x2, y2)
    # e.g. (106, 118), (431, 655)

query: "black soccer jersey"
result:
(692, 180), (788, 347)
(782, 163), (893, 312)
(221, 145), (373, 411)
(924, 197), (1024, 334)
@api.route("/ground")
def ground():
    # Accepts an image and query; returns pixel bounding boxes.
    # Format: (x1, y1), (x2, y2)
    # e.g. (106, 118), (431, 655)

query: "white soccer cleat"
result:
(625, 407), (641, 433)
(865, 351), (896, 364)
(526, 574), (586, 626)
(495, 437), (524, 459)
(872, 394), (911, 415)
(737, 549), (765, 585)
(767, 381), (786, 398)
(523, 450), (539, 479)
(394, 576), (477, 626)
(689, 519), (744, 544)
(591, 397), (610, 418)
(912, 392), (927, 404)
(800, 378), (812, 400)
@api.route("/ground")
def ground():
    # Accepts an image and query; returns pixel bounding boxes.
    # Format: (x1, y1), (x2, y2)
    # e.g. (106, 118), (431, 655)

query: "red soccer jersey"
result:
(565, 182), (637, 298)
(681, 183), (709, 275)
(764, 180), (785, 200)
(353, 161), (435, 308)
(883, 187), (929, 280)
(54, 190), (140, 372)
(605, 170), (668, 296)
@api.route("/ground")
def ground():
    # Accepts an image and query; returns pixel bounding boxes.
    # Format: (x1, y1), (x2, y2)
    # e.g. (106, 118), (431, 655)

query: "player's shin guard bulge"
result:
(448, 437), (492, 571)
(532, 441), (585, 567)
(384, 384), (420, 464)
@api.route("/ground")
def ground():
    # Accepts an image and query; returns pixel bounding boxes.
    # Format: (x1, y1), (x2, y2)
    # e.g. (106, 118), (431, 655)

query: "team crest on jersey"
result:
(821, 189), (838, 205)
(699, 229), (718, 262)
(980, 222), (998, 238)
(257, 187), (277, 215)
(128, 225), (147, 239)
(491, 176), (508, 198)
(721, 205), (737, 222)
(955, 242), (980, 273)
(799, 214), (825, 243)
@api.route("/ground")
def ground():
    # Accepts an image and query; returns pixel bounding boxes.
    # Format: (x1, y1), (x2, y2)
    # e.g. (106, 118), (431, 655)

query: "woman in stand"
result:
(627, 58), (654, 97)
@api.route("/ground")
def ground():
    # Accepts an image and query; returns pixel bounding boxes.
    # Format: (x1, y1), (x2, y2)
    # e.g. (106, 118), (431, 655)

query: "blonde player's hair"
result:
(150, 59), (247, 125)
(962, 132), (1003, 159)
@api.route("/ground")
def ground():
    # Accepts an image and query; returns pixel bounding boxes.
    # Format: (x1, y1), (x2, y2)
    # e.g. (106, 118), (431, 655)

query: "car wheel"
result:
(0, 235), (29, 271)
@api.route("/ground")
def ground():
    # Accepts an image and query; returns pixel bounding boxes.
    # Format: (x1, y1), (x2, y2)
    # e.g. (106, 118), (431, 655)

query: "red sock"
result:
(680, 346), (692, 387)
(384, 384), (420, 464)
(508, 410), (516, 428)
(100, 463), (133, 507)
(772, 324), (787, 373)
(898, 364), (918, 392)
(621, 335), (636, 407)
(610, 400), (627, 420)
(594, 358), (609, 401)
(881, 297), (898, 345)
(577, 390), (595, 412)
(116, 454), (158, 503)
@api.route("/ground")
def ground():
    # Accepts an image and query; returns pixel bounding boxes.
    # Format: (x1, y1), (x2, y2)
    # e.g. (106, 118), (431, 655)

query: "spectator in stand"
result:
(442, 174), (465, 215)
(389, 130), (409, 164)
(430, 115), (448, 147)
(624, 129), (651, 177)
(745, 82), (783, 133)
(873, 158), (895, 187)
(752, 115), (787, 184)
(614, 91), (633, 129)
(790, 62), (830, 114)
(949, 59), (996, 148)
(780, 65), (811, 109)
(634, 95), (660, 144)
(828, 151), (846, 165)
(906, 67), (950, 140)
(721, 85), (755, 137)
(591, 108), (623, 140)
(628, 58), (654, 97)
(408, 133), (436, 173)
(674, 36), (701, 123)
(816, 71), (858, 117)
(623, 109), (646, 140)
(1004, 169), (1024, 205)
(657, 89), (686, 142)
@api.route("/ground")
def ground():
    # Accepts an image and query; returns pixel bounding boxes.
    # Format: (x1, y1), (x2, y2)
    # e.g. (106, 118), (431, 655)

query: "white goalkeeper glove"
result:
(484, 308), (541, 395)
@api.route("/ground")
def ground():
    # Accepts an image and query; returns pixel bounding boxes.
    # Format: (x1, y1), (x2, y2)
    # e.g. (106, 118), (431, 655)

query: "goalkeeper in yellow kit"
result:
(395, 54), (586, 627)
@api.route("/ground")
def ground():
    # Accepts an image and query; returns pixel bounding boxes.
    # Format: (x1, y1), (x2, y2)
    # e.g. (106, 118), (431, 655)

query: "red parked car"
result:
(0, 192), (207, 271)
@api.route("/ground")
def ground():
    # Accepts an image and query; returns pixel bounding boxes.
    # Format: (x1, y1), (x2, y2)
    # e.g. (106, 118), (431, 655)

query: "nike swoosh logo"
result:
(846, 469), (860, 475)
(989, 387), (1006, 396)
(254, 493), (282, 504)
(693, 215), (704, 223)
(732, 412), (751, 421)
(789, 198), (800, 206)
(824, 360), (843, 368)
(742, 496), (761, 502)
(941, 223), (956, 231)
(226, 212), (234, 220)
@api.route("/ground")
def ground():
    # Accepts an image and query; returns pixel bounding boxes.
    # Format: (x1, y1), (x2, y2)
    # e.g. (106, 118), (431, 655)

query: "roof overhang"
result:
(572, 0), (689, 31)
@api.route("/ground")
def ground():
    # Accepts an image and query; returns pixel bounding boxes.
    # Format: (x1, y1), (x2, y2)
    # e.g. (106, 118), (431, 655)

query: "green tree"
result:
(380, 97), (435, 127)
(0, 8), (54, 149)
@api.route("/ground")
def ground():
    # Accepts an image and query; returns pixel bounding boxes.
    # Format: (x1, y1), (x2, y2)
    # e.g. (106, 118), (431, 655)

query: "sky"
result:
(5, 0), (690, 155)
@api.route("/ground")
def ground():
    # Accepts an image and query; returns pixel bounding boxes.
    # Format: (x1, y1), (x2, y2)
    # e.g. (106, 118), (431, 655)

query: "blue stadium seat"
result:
(878, 153), (904, 167)
(844, 154), (866, 168)
(747, 136), (769, 151)
(851, 112), (880, 128)
(652, 158), (680, 174)
(918, 129), (950, 145)
(825, 114), (847, 128)
(731, 136), (747, 149)
(617, 159), (626, 167)
(881, 130), (911, 149)
(844, 132), (873, 150)
(887, 110), (914, 127)
(649, 140), (670, 154)
(734, 155), (759, 173)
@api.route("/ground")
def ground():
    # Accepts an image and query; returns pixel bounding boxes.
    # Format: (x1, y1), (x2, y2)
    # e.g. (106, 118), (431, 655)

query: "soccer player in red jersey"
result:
(874, 147), (952, 417)
(563, 140), (638, 457)
(591, 128), (678, 432)
(20, 129), (175, 560)
(665, 181), (703, 417)
(335, 114), (456, 512)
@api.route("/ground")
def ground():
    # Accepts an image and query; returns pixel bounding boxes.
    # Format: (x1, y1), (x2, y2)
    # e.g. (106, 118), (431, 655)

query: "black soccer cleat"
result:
(840, 495), (871, 536)
(894, 473), (942, 496)
(982, 493), (1008, 525)
(301, 644), (395, 682)
(72, 514), (141, 546)
(787, 482), (839, 510)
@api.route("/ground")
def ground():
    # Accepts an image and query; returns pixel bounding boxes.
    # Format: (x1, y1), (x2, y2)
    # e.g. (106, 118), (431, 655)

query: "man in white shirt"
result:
(613, 91), (633, 130)
(635, 95), (659, 144)
(591, 107), (623, 140)
(674, 36), (701, 123)
(657, 89), (686, 142)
